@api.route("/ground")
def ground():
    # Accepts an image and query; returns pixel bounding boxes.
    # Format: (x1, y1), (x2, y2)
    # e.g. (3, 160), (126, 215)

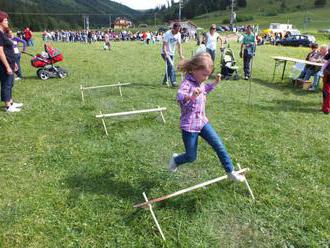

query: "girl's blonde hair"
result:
(178, 52), (214, 74)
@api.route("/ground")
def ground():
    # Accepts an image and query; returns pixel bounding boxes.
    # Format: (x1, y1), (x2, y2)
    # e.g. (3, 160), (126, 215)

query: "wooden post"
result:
(237, 163), (255, 200)
(143, 192), (166, 241)
(134, 168), (249, 208)
(118, 85), (123, 97)
(99, 111), (109, 136)
(80, 85), (85, 102)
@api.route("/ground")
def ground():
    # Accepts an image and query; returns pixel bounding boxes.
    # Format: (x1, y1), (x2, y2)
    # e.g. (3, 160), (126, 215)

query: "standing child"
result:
(169, 52), (245, 182)
(103, 31), (111, 50)
(7, 29), (26, 80)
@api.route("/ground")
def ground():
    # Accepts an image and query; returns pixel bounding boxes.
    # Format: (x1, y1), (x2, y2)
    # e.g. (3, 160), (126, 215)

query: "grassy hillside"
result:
(192, 0), (330, 31)
(0, 0), (140, 30)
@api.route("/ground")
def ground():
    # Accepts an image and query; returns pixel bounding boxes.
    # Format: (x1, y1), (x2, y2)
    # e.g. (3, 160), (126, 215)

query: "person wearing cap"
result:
(0, 10), (23, 112)
(239, 25), (256, 80)
(204, 24), (223, 62)
(161, 22), (184, 87)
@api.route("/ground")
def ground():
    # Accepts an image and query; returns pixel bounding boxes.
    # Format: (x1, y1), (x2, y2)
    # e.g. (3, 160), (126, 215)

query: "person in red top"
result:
(24, 27), (33, 46)
(322, 55), (330, 114)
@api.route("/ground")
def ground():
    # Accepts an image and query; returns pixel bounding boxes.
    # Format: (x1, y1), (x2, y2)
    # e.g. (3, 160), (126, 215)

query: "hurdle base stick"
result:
(134, 168), (249, 208)
(143, 192), (166, 241)
(158, 106), (166, 123)
(99, 111), (109, 136)
(237, 163), (255, 200)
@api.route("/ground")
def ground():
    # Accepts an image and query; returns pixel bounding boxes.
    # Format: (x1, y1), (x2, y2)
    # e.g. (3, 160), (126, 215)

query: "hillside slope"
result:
(0, 0), (140, 30)
(191, 0), (330, 31)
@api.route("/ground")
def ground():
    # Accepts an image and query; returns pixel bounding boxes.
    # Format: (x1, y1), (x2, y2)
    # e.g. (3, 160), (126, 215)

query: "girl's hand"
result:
(192, 87), (202, 97)
(214, 73), (221, 84)
(14, 63), (18, 72)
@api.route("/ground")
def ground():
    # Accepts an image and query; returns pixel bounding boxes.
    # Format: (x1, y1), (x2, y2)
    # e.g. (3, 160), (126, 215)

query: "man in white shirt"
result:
(161, 22), (184, 87)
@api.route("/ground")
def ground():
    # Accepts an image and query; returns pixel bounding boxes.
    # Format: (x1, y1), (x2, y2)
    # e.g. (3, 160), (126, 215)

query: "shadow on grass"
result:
(64, 170), (159, 206)
(252, 77), (313, 96)
(253, 98), (321, 113)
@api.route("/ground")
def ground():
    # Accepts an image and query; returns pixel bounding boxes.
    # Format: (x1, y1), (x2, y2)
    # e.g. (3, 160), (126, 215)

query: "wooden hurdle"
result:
(133, 167), (254, 240)
(95, 106), (167, 135)
(80, 82), (131, 101)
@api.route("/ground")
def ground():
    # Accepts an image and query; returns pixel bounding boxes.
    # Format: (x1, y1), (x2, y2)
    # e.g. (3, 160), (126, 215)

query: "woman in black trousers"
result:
(0, 11), (23, 112)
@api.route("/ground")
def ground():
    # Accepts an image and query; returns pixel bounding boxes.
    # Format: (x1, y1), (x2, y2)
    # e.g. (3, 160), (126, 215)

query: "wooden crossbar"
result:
(96, 107), (166, 119)
(96, 107), (166, 135)
(81, 83), (131, 90)
(134, 168), (249, 208)
(80, 83), (131, 101)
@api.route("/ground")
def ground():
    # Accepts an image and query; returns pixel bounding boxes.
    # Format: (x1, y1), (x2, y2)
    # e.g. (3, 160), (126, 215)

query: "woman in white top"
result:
(204, 24), (222, 62)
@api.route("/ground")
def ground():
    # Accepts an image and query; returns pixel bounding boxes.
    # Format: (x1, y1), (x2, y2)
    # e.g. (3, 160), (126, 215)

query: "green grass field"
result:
(0, 35), (329, 247)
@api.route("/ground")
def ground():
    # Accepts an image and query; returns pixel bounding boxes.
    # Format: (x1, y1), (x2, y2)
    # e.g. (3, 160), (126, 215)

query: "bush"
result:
(236, 15), (254, 22)
(263, 11), (278, 16)
(222, 18), (230, 24)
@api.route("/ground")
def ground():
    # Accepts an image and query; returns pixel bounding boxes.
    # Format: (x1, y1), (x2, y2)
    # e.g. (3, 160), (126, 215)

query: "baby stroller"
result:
(29, 44), (68, 80)
(220, 46), (239, 80)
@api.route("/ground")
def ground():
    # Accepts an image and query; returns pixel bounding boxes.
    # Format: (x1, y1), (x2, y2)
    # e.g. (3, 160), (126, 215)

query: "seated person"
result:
(297, 43), (319, 80)
(308, 45), (329, 91)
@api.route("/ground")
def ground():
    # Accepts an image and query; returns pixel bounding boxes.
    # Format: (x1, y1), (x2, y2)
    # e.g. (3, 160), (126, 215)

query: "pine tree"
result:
(314, 0), (326, 7)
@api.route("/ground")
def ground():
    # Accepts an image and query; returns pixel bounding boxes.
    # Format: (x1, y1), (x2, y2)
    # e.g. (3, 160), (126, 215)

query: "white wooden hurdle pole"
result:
(237, 163), (255, 200)
(99, 111), (109, 136)
(134, 168), (249, 208)
(80, 85), (85, 102)
(81, 82), (131, 90)
(95, 107), (167, 119)
(80, 83), (131, 101)
(143, 192), (166, 241)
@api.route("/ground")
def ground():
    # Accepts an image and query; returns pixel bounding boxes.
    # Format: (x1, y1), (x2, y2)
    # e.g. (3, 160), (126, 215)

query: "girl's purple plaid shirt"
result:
(177, 73), (216, 133)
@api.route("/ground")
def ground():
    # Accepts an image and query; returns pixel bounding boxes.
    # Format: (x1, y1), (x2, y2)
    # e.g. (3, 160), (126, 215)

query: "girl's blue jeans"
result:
(174, 123), (234, 173)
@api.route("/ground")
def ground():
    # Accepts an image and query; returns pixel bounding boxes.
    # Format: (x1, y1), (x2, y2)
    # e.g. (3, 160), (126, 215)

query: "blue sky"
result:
(112, 0), (180, 10)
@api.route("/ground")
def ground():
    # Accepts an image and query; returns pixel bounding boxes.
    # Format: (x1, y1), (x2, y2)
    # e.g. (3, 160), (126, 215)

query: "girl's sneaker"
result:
(227, 171), (245, 182)
(11, 102), (23, 108)
(168, 153), (178, 172)
(6, 105), (21, 112)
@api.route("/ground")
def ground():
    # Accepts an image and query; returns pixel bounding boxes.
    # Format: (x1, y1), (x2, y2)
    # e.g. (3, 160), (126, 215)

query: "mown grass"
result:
(0, 34), (329, 247)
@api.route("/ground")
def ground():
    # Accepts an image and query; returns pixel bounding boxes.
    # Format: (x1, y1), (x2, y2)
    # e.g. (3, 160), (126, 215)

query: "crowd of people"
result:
(40, 29), (192, 44)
